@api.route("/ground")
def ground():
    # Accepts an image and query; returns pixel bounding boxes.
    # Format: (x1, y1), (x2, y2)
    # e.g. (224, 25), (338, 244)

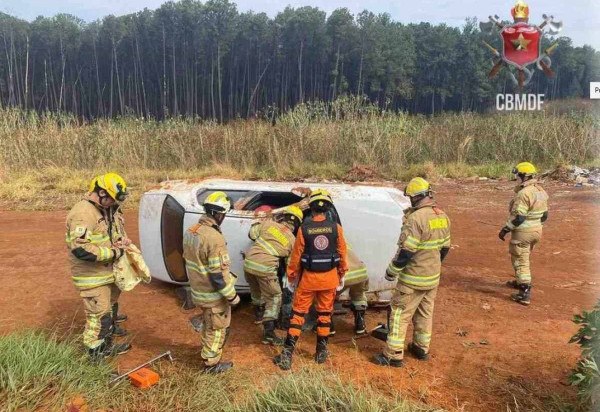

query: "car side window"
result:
(197, 190), (250, 211)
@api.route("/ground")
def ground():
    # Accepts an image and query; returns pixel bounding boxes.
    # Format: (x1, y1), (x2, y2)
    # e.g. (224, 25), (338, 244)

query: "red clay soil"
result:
(1, 181), (598, 411)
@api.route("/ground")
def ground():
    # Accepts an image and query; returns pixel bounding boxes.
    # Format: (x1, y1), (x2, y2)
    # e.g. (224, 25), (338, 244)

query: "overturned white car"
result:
(139, 179), (409, 303)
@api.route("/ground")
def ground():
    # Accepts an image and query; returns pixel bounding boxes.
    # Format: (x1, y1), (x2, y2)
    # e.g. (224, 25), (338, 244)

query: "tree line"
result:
(0, 0), (598, 120)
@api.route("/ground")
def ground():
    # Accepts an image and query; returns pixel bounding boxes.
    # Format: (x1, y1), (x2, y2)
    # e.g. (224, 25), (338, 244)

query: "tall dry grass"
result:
(0, 100), (598, 209)
(0, 100), (597, 177)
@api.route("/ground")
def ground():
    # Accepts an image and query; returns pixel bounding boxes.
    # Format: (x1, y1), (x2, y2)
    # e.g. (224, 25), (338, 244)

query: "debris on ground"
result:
(456, 328), (468, 337)
(542, 165), (600, 187)
(480, 339), (490, 345)
(67, 396), (88, 412)
(481, 302), (492, 311)
(346, 164), (382, 181)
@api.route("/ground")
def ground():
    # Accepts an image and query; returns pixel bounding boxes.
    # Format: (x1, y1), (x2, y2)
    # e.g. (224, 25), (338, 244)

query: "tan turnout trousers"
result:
(384, 284), (437, 361)
(245, 273), (282, 321)
(79, 284), (121, 349)
(199, 302), (232, 366)
(509, 229), (541, 285)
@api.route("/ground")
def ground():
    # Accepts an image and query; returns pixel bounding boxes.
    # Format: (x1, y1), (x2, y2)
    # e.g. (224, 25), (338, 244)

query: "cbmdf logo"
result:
(480, 0), (563, 89)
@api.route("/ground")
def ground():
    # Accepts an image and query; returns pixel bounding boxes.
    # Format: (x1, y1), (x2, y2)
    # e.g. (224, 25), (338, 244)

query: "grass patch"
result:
(234, 367), (436, 412)
(0, 330), (431, 412)
(0, 330), (114, 411)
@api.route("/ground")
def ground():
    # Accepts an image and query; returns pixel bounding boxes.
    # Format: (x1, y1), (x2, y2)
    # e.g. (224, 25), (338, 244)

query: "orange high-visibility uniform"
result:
(286, 214), (348, 337)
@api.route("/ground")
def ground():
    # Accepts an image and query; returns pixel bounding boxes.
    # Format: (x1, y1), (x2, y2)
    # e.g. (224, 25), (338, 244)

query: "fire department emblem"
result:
(314, 235), (329, 251)
(480, 0), (563, 88)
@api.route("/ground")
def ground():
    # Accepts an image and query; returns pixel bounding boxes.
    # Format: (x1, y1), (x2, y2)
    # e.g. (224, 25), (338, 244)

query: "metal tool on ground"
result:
(109, 351), (174, 385)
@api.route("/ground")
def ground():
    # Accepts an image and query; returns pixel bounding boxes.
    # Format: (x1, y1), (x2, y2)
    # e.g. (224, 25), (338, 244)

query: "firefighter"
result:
(183, 192), (240, 374)
(244, 206), (303, 345)
(65, 173), (132, 359)
(498, 162), (548, 306)
(339, 249), (369, 335)
(373, 177), (451, 367)
(273, 189), (348, 370)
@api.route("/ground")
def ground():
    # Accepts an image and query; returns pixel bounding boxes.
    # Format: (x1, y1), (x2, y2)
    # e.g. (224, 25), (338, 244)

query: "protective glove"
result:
(385, 271), (397, 282)
(115, 238), (133, 247)
(227, 294), (241, 307)
(283, 276), (297, 293)
(498, 226), (511, 241)
(112, 247), (125, 260)
(336, 277), (345, 292)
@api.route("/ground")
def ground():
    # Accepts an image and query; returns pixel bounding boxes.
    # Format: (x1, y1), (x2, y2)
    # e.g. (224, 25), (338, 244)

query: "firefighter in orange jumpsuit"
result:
(273, 189), (348, 370)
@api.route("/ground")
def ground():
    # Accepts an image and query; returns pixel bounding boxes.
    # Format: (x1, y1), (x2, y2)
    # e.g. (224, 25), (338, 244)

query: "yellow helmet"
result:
(404, 177), (431, 197)
(513, 162), (537, 176)
(283, 205), (304, 223)
(309, 189), (333, 207)
(89, 173), (128, 202)
(203, 191), (232, 214)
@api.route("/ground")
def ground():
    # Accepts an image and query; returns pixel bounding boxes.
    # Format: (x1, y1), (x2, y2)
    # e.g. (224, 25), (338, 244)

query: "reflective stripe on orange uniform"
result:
(288, 288), (336, 338)
(286, 214), (348, 290)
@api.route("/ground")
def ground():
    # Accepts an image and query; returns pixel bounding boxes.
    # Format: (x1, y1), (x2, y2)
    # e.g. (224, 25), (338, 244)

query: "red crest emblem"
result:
(501, 23), (541, 70)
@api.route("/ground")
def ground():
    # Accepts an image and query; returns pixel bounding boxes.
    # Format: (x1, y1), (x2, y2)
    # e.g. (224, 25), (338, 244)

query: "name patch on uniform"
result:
(307, 227), (333, 235)
(267, 227), (289, 246)
(428, 218), (448, 230)
(314, 235), (330, 250)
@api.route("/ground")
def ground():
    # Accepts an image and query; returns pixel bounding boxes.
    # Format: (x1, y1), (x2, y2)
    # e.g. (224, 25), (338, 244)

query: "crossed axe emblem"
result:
(480, 14), (563, 88)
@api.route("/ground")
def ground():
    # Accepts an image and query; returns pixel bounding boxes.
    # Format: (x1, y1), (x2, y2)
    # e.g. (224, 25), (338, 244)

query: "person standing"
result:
(183, 191), (240, 373)
(273, 189), (348, 370)
(66, 173), (132, 359)
(498, 162), (548, 305)
(373, 177), (451, 367)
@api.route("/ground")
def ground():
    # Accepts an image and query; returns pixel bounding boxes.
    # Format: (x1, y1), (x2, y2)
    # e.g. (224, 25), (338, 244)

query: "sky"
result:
(2, 0), (599, 49)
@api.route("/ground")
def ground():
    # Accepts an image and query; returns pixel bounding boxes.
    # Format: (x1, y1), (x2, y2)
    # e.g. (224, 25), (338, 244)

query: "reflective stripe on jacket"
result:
(183, 215), (237, 307)
(506, 179), (549, 231)
(65, 198), (125, 290)
(344, 249), (368, 286)
(387, 203), (451, 290)
(244, 220), (296, 277)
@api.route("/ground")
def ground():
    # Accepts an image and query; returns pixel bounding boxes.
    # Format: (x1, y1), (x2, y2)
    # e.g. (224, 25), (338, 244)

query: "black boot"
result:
(315, 336), (329, 364)
(204, 361), (233, 374)
(511, 284), (532, 306)
(408, 342), (429, 361)
(254, 304), (265, 324)
(112, 303), (128, 323)
(112, 303), (128, 337)
(353, 309), (366, 335)
(372, 353), (403, 367)
(506, 280), (519, 289)
(262, 320), (284, 345)
(88, 336), (131, 360)
(329, 318), (336, 337)
(273, 335), (298, 370)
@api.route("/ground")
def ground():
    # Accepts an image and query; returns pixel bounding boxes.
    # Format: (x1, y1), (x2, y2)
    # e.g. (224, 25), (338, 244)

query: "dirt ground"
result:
(1, 180), (598, 411)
